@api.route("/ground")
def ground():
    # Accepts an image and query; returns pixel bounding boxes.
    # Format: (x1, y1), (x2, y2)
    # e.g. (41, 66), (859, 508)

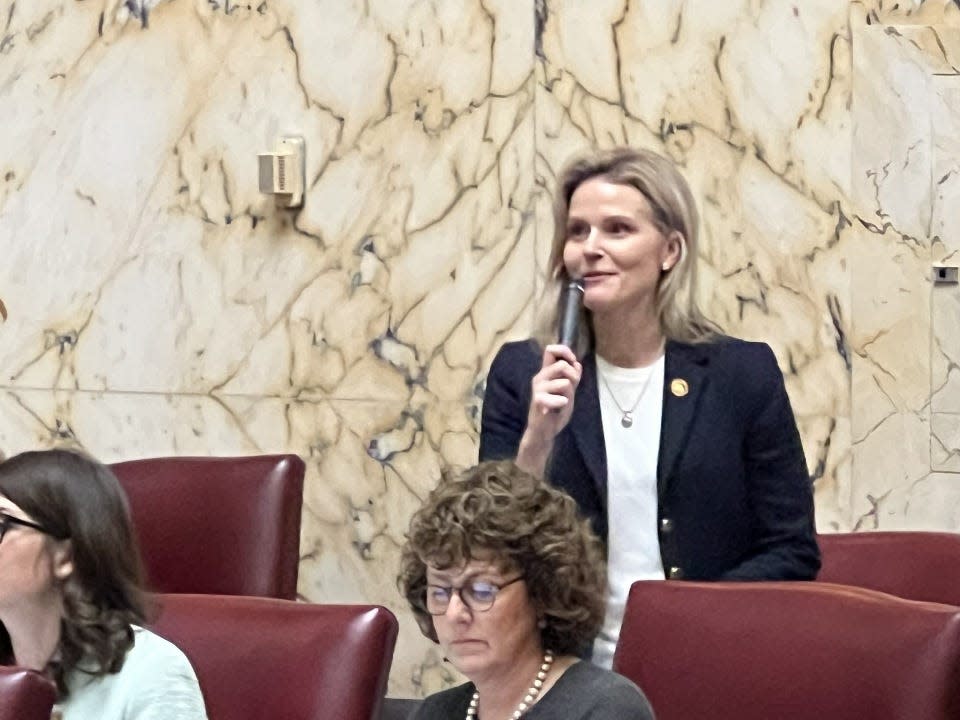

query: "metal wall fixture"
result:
(258, 135), (306, 208)
(932, 264), (959, 285)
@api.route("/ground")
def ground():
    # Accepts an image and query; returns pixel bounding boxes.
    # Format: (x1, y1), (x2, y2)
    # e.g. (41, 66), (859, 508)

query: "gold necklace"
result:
(465, 650), (554, 720)
(599, 366), (655, 428)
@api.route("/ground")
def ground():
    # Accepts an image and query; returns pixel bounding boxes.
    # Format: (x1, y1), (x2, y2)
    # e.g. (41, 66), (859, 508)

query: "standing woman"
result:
(480, 147), (820, 667)
(0, 448), (207, 719)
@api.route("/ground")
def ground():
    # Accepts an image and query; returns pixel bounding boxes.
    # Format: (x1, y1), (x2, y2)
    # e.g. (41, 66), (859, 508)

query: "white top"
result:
(592, 354), (666, 669)
(54, 626), (207, 720)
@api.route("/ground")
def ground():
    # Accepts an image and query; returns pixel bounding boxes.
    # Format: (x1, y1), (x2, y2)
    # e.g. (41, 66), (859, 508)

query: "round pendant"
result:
(621, 412), (633, 428)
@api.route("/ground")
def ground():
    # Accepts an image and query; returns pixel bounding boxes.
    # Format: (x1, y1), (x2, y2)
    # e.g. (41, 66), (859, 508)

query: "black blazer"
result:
(479, 337), (820, 581)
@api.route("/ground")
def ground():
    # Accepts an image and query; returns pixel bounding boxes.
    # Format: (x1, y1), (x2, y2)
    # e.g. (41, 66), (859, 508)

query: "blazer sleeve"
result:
(479, 341), (539, 461)
(720, 343), (821, 581)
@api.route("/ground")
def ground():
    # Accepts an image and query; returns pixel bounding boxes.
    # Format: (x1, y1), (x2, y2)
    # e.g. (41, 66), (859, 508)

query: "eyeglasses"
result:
(424, 575), (524, 615)
(0, 512), (53, 544)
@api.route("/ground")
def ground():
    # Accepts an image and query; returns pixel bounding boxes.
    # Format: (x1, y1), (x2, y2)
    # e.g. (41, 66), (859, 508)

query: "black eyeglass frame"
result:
(0, 512), (57, 543)
(423, 575), (525, 616)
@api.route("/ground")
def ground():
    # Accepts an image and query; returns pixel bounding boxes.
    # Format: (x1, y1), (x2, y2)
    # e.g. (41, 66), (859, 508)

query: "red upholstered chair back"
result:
(613, 580), (960, 720)
(150, 594), (398, 720)
(817, 530), (960, 606)
(0, 667), (56, 720)
(110, 455), (305, 599)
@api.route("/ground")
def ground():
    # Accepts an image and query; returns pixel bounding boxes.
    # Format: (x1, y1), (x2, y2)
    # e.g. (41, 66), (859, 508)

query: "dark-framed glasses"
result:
(424, 575), (524, 615)
(0, 512), (53, 543)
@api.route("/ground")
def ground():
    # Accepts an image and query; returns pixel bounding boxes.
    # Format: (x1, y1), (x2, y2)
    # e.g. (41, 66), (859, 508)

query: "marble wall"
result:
(849, 7), (960, 531)
(2, 0), (960, 696)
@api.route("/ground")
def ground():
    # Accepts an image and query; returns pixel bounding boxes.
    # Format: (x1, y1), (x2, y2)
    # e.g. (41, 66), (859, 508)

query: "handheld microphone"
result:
(558, 279), (584, 350)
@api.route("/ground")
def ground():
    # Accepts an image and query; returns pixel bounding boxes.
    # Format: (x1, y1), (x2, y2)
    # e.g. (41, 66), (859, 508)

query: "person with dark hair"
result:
(399, 460), (654, 719)
(481, 146), (820, 667)
(0, 448), (207, 719)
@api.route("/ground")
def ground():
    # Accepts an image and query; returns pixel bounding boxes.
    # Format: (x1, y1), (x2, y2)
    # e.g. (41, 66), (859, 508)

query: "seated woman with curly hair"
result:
(0, 448), (207, 720)
(399, 460), (654, 719)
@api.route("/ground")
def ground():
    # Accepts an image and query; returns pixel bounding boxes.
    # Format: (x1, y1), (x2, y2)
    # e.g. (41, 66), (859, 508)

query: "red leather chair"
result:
(151, 594), (398, 720)
(614, 580), (960, 720)
(817, 530), (960, 606)
(111, 455), (305, 599)
(0, 667), (56, 720)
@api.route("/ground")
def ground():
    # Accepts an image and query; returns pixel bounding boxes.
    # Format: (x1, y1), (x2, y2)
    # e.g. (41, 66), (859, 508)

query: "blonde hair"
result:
(535, 146), (718, 354)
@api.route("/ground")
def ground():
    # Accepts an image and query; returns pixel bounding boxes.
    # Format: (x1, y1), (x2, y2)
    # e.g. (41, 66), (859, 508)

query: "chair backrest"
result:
(613, 580), (960, 720)
(150, 594), (398, 720)
(111, 455), (305, 599)
(0, 667), (57, 720)
(817, 530), (960, 606)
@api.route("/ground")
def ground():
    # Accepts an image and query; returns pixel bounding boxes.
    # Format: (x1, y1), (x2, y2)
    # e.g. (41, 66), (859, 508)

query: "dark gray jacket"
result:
(411, 661), (655, 719)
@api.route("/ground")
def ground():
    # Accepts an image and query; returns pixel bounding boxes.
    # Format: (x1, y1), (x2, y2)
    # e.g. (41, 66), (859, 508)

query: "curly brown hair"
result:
(0, 449), (147, 698)
(398, 460), (606, 656)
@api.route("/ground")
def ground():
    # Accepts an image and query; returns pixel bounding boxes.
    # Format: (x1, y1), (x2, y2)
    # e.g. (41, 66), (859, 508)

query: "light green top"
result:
(54, 626), (207, 720)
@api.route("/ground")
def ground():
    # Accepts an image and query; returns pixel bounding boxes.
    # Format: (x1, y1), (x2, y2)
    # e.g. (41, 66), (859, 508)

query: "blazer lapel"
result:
(657, 341), (710, 499)
(569, 353), (608, 509)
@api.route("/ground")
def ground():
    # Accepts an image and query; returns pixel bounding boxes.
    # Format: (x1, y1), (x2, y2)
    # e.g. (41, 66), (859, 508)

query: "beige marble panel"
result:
(844, 0), (960, 530)
(933, 81), (960, 262)
(850, 21), (960, 530)
(862, 0), (960, 27)
(834, 1), (960, 528)
(0, 389), (263, 468)
(852, 467), (960, 531)
(537, 0), (853, 527)
(0, 0), (536, 411)
(847, 401), (932, 530)
(931, 77), (960, 472)
(850, 25), (931, 529)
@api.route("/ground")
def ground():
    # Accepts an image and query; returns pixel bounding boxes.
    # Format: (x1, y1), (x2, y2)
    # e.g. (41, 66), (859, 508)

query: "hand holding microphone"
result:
(528, 279), (585, 423)
(515, 279), (585, 475)
(519, 279), (584, 468)
(558, 279), (584, 350)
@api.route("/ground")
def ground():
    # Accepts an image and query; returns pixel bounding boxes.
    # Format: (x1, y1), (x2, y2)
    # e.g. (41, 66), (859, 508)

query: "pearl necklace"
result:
(465, 650), (554, 720)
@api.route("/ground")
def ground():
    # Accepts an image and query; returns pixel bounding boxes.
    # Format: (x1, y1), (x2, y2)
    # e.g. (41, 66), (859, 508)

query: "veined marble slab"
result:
(931, 77), (960, 472)
(0, 0), (536, 406)
(850, 17), (960, 530)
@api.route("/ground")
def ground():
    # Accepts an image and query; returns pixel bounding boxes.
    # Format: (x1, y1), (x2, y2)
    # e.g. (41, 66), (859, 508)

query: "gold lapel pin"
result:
(670, 378), (689, 397)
